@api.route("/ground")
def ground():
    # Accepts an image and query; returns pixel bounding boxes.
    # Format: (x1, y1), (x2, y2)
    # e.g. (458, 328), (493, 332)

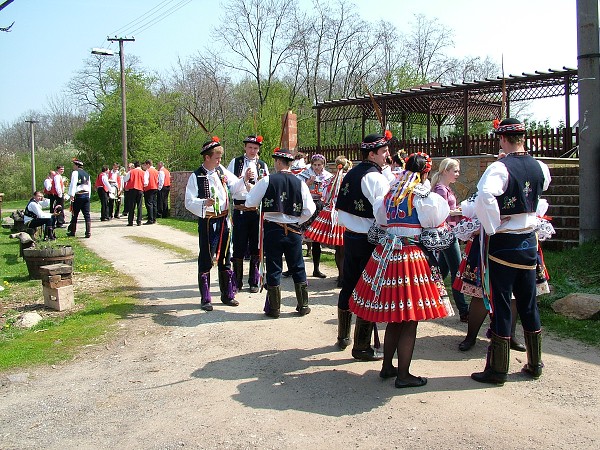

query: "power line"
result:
(110, 0), (176, 36)
(127, 0), (193, 36)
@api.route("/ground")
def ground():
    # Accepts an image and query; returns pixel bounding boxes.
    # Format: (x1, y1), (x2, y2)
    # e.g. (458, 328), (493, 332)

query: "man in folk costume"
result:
(227, 135), (269, 293)
(24, 190), (58, 240)
(43, 170), (56, 199)
(471, 118), (551, 385)
(335, 131), (395, 361)
(108, 162), (122, 219)
(66, 159), (92, 238)
(157, 161), (171, 218)
(143, 159), (159, 224)
(245, 147), (316, 318)
(95, 165), (112, 222)
(50, 165), (66, 227)
(124, 161), (145, 226)
(185, 137), (250, 311)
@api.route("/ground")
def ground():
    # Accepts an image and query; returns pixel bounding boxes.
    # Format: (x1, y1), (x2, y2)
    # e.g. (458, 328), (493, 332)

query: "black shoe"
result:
(312, 271), (327, 278)
(143, 221), (153, 225)
(296, 306), (311, 316)
(127, 223), (134, 227)
(201, 302), (213, 311)
(85, 234), (91, 238)
(351, 347), (383, 361)
(395, 376), (427, 388)
(510, 338), (526, 352)
(380, 366), (398, 379)
(66, 232), (75, 237)
(137, 222), (142, 226)
(221, 299), (240, 307)
(459, 338), (476, 351)
(249, 286), (259, 293)
(282, 270), (291, 278)
(460, 314), (469, 323)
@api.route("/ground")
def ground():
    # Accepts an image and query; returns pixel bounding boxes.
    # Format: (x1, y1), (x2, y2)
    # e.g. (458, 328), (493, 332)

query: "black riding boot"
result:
(522, 330), (543, 379)
(232, 258), (244, 290)
(264, 285), (281, 318)
(351, 317), (383, 361)
(294, 281), (311, 316)
(471, 332), (510, 385)
(336, 308), (352, 349)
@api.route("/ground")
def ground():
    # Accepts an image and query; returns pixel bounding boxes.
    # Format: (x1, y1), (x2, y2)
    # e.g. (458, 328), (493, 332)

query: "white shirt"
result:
(68, 170), (91, 197)
(474, 157), (551, 235)
(244, 171), (316, 225)
(24, 199), (51, 224)
(227, 156), (270, 200)
(43, 177), (53, 192)
(53, 173), (64, 197)
(337, 166), (395, 234)
(185, 164), (245, 218)
(158, 170), (165, 190)
(100, 172), (112, 192)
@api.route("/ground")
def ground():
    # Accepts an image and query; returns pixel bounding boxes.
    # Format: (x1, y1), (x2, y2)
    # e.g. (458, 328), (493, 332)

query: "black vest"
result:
(76, 169), (90, 187)
(24, 198), (38, 219)
(496, 154), (544, 215)
(262, 172), (303, 217)
(194, 165), (225, 198)
(335, 161), (381, 218)
(232, 155), (267, 179)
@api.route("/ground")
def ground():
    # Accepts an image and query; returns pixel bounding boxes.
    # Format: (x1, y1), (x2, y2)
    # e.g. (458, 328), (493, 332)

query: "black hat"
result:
(493, 118), (526, 135)
(272, 147), (295, 161)
(201, 136), (223, 155)
(361, 130), (393, 151)
(243, 135), (263, 146)
(72, 158), (84, 167)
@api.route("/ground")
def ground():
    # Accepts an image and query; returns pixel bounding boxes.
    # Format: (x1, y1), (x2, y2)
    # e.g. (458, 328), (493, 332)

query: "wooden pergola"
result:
(313, 68), (578, 155)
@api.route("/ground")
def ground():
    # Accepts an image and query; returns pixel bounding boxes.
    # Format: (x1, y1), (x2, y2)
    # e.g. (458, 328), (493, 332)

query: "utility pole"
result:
(577, 0), (600, 243)
(25, 119), (38, 194)
(107, 36), (135, 168)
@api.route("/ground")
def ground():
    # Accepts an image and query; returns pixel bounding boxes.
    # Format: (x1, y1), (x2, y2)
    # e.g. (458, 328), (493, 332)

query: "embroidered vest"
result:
(385, 193), (422, 228)
(262, 172), (303, 217)
(232, 155), (267, 179)
(496, 154), (544, 215)
(335, 161), (381, 218)
(194, 165), (225, 199)
(24, 198), (39, 219)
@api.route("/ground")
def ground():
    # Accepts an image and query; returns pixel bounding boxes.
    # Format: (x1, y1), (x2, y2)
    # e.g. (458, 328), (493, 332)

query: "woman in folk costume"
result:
(453, 194), (553, 351)
(349, 153), (454, 388)
(297, 154), (334, 278)
(304, 155), (353, 286)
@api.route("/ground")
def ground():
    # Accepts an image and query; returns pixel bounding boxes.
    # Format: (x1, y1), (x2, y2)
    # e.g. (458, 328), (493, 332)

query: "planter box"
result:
(22, 246), (74, 280)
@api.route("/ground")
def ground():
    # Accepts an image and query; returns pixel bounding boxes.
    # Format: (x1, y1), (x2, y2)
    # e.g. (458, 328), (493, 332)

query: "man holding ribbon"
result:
(185, 137), (251, 311)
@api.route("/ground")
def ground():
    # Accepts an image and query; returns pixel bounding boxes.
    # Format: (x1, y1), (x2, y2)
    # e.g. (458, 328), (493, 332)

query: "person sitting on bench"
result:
(23, 190), (58, 240)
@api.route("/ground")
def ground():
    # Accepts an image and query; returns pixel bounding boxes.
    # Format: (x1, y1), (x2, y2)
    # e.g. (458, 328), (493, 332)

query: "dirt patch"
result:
(1, 215), (599, 449)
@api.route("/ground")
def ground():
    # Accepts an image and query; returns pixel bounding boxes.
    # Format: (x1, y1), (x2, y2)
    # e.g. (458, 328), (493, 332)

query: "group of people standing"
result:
(183, 117), (551, 390)
(94, 160), (171, 227)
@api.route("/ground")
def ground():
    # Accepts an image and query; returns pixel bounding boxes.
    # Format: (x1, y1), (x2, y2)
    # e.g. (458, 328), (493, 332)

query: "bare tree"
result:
(402, 14), (456, 83)
(212, 0), (300, 108)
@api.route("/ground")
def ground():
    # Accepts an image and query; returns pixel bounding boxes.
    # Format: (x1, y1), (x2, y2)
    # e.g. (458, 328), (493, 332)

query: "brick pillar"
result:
(280, 110), (297, 151)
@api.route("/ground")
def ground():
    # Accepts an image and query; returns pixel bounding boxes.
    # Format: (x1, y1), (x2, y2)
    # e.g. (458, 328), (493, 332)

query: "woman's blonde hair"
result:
(335, 155), (353, 172)
(430, 157), (459, 187)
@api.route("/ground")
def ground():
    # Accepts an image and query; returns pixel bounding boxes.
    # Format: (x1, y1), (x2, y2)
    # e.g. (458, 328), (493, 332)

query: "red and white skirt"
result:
(304, 206), (345, 246)
(349, 237), (454, 323)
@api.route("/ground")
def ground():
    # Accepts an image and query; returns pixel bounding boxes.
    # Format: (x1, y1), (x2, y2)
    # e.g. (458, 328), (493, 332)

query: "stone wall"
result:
(171, 171), (196, 221)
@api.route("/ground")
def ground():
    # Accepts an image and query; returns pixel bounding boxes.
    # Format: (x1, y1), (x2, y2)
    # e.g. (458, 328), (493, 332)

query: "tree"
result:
(212, 0), (300, 109)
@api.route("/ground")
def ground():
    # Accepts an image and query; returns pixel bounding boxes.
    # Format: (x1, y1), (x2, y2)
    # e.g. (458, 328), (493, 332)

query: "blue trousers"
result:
(197, 216), (232, 274)
(263, 221), (306, 286)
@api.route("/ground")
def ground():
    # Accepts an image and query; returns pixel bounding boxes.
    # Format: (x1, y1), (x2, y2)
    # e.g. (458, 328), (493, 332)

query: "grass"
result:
(537, 240), (600, 346)
(0, 226), (137, 371)
(125, 235), (196, 259)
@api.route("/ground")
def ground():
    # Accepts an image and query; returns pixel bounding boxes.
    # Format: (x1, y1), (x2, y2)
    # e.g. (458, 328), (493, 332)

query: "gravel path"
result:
(1, 215), (599, 449)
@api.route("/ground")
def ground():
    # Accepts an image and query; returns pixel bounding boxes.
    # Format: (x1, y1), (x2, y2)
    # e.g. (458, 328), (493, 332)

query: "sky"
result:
(0, 0), (581, 127)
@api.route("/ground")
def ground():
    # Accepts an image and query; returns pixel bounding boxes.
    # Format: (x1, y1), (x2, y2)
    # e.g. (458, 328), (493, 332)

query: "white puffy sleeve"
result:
(415, 191), (450, 228)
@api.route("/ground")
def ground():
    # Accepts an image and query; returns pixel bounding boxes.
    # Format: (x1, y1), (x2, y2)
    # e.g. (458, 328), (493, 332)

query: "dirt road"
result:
(1, 216), (599, 449)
